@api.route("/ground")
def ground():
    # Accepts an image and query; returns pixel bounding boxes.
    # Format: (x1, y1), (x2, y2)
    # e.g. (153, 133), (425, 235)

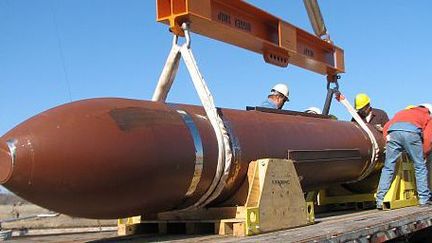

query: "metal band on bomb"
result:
(175, 109), (204, 197)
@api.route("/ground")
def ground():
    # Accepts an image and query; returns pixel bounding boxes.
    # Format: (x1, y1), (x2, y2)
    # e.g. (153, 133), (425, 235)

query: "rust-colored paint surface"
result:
(0, 98), (384, 219)
(0, 142), (12, 183)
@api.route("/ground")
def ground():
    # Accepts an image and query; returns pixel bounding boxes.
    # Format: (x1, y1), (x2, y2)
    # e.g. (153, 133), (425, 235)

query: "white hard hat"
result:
(271, 83), (289, 99)
(418, 103), (432, 114)
(305, 107), (322, 115)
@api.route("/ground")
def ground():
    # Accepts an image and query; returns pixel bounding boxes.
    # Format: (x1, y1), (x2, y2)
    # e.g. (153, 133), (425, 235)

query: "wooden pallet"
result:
(118, 217), (245, 236)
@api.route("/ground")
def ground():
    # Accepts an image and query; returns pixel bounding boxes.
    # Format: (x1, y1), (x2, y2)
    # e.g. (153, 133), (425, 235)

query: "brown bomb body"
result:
(0, 98), (384, 219)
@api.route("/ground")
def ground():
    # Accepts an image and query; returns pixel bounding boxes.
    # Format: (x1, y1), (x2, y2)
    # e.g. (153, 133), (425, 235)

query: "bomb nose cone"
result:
(0, 99), (202, 219)
(0, 141), (14, 184)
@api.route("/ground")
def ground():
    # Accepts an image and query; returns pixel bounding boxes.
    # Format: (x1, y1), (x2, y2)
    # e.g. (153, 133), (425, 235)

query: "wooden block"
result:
(117, 223), (142, 236)
(246, 161), (260, 207)
(117, 216), (143, 236)
(124, 224), (137, 235)
(217, 221), (233, 235)
(117, 224), (127, 236)
(255, 159), (310, 232)
(233, 222), (246, 237)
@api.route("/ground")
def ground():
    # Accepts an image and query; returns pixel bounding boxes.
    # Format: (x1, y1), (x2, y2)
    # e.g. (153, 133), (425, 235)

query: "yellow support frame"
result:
(317, 189), (375, 206)
(382, 155), (418, 210)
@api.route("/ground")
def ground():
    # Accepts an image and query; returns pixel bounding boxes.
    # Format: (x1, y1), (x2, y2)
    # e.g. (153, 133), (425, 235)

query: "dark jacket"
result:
(352, 108), (389, 128)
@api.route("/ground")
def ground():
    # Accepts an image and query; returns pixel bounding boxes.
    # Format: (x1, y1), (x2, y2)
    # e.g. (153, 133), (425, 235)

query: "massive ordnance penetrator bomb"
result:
(0, 98), (384, 219)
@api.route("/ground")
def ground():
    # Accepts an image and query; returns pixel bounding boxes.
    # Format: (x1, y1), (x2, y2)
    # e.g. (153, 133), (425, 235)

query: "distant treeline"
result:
(0, 194), (29, 205)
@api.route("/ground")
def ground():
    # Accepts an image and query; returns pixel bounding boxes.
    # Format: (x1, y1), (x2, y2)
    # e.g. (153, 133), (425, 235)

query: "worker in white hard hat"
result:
(352, 93), (389, 132)
(304, 107), (322, 115)
(260, 83), (289, 109)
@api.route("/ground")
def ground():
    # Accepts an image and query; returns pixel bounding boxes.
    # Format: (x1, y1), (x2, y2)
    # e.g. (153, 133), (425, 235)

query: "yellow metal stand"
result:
(382, 155), (418, 210)
(307, 182), (376, 211)
(309, 155), (419, 211)
(118, 158), (314, 237)
(315, 187), (375, 210)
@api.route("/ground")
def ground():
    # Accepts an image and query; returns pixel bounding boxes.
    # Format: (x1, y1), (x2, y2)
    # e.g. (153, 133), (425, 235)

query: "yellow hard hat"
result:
(405, 105), (416, 110)
(354, 93), (371, 110)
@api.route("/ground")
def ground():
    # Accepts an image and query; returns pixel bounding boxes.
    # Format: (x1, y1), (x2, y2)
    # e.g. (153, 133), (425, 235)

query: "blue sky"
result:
(1, 0), (432, 137)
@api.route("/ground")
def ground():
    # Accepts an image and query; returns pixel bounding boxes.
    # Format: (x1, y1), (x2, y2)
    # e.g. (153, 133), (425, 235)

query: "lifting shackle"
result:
(322, 75), (340, 115)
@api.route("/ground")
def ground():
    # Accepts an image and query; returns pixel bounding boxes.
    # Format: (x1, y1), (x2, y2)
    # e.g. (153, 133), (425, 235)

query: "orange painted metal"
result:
(156, 0), (344, 75)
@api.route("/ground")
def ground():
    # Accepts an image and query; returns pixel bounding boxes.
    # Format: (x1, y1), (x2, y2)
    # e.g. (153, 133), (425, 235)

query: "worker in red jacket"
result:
(376, 104), (432, 209)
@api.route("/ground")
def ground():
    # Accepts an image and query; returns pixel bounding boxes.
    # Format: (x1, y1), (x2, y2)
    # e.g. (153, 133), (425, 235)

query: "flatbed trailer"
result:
(9, 206), (431, 242)
(240, 206), (432, 242)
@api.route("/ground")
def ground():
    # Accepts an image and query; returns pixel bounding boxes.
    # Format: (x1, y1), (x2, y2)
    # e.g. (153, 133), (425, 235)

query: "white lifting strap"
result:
(336, 93), (380, 182)
(151, 23), (233, 209)
(152, 36), (181, 102)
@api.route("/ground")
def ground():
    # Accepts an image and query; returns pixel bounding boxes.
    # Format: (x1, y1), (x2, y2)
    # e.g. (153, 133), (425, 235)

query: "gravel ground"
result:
(0, 204), (116, 229)
(0, 202), (117, 241)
